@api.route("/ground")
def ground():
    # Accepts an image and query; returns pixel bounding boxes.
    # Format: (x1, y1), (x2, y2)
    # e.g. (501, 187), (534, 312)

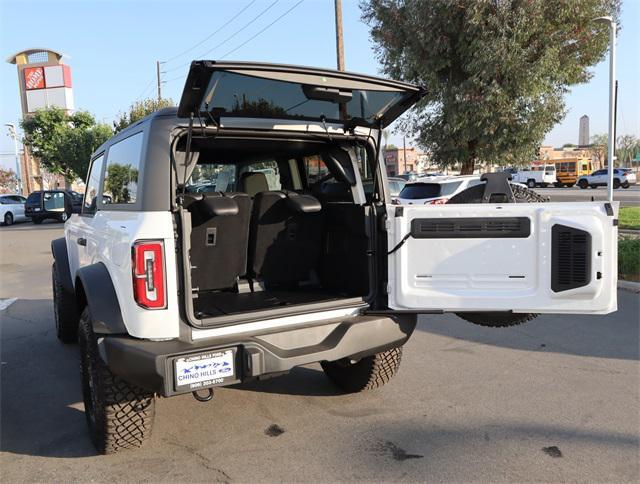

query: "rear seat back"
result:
(248, 190), (323, 286)
(185, 192), (251, 292)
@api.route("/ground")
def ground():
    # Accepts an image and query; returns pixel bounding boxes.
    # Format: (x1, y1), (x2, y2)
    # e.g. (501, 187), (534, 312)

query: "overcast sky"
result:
(1, 0), (638, 169)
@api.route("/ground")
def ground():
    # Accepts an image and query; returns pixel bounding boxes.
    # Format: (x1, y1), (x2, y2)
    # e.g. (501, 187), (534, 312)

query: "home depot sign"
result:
(22, 65), (73, 113)
(24, 67), (45, 89)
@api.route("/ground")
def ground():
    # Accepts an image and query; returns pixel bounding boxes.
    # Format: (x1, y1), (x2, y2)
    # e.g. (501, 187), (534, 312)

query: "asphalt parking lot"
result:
(534, 185), (640, 207)
(1, 224), (639, 482)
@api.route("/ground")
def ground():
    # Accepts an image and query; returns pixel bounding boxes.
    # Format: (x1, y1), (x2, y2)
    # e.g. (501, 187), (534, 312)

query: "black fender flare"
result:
(76, 263), (127, 335)
(51, 238), (74, 293)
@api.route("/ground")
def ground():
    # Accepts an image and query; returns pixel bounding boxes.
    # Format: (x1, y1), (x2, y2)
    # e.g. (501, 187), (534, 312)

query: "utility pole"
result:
(403, 136), (407, 173)
(156, 60), (163, 101)
(334, 0), (345, 71)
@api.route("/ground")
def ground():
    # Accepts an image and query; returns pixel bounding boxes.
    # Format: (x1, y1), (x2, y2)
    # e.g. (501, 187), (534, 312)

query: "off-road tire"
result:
(3, 212), (14, 226)
(446, 182), (543, 327)
(455, 311), (539, 327)
(321, 346), (402, 393)
(79, 307), (155, 454)
(52, 262), (79, 343)
(447, 182), (547, 204)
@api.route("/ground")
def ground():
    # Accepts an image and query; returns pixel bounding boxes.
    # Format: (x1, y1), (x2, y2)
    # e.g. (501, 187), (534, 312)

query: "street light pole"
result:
(594, 16), (616, 202)
(4, 123), (22, 194)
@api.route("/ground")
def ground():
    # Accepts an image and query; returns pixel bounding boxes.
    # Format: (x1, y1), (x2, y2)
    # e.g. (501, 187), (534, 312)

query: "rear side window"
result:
(26, 192), (41, 204)
(103, 132), (144, 205)
(83, 155), (105, 215)
(400, 181), (462, 199)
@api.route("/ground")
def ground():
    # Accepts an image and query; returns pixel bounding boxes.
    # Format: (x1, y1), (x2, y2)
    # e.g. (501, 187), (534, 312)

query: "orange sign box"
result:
(24, 67), (45, 90)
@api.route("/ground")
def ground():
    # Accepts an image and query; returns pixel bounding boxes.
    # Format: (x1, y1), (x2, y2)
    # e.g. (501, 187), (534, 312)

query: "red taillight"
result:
(427, 198), (448, 205)
(132, 240), (166, 309)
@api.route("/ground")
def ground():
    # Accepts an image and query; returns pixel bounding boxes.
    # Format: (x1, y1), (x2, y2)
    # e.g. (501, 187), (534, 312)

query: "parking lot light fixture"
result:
(4, 123), (22, 194)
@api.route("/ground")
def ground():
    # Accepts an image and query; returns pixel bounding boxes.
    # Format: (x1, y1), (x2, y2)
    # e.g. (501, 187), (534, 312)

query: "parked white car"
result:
(0, 194), (27, 226)
(396, 175), (484, 205)
(577, 168), (637, 189)
(508, 165), (556, 188)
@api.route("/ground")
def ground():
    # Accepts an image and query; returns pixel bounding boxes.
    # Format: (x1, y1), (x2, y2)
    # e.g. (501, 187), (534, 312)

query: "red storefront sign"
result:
(24, 67), (45, 90)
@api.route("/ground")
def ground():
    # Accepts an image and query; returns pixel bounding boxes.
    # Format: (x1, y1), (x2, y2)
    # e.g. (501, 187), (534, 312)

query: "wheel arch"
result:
(51, 238), (74, 293)
(75, 262), (128, 335)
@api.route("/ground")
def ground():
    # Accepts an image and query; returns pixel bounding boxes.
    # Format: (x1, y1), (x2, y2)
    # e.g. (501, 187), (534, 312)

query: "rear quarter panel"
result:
(81, 211), (179, 339)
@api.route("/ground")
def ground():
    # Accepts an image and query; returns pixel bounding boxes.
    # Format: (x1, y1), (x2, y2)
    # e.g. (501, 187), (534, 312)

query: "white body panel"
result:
(65, 211), (180, 339)
(512, 168), (556, 186)
(388, 202), (617, 314)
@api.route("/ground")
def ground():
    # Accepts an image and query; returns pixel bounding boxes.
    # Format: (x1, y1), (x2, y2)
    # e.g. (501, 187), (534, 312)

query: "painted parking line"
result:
(0, 298), (17, 311)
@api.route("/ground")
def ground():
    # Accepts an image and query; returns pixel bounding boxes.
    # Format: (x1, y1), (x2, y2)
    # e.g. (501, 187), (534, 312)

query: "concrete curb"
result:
(618, 280), (640, 293)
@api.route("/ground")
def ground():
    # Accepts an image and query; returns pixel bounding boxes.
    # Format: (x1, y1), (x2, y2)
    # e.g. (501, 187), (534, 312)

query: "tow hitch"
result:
(192, 388), (214, 402)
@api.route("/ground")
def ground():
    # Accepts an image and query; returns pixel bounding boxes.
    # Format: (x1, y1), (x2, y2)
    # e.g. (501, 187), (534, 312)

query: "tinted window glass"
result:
(400, 182), (460, 199)
(103, 132), (143, 204)
(26, 192), (41, 205)
(304, 155), (331, 184)
(187, 163), (237, 192)
(241, 160), (281, 190)
(43, 192), (65, 211)
(201, 71), (407, 126)
(83, 155), (105, 215)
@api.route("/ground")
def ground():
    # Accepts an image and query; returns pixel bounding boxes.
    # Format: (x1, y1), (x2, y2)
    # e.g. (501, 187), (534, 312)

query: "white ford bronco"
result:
(51, 61), (618, 454)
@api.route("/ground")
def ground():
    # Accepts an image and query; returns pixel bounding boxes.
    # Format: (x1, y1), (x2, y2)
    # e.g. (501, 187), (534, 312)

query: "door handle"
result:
(77, 237), (87, 246)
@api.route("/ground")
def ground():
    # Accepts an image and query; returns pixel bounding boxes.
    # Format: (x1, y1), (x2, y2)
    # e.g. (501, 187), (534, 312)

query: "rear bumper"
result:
(98, 314), (416, 397)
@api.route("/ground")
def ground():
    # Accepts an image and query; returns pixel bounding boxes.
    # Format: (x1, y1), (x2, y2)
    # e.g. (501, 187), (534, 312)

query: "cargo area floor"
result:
(193, 288), (357, 318)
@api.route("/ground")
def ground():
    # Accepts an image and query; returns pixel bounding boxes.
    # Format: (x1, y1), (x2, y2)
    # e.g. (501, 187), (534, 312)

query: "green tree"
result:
(362, 0), (620, 174)
(114, 98), (174, 133)
(20, 107), (112, 184)
(616, 134), (638, 166)
(590, 133), (608, 167)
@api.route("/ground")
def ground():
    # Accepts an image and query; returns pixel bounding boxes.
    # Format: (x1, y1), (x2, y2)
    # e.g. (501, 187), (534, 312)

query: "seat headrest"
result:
(286, 193), (322, 213)
(241, 172), (270, 197)
(200, 194), (239, 216)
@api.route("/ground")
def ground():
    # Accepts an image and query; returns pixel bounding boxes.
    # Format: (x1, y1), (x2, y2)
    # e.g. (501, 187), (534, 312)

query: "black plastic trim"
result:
(411, 217), (531, 239)
(551, 224), (592, 292)
(76, 263), (127, 334)
(99, 314), (416, 396)
(51, 238), (74, 293)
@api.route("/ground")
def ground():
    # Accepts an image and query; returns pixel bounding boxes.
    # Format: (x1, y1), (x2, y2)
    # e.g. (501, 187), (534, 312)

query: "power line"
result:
(163, 0), (305, 86)
(220, 0), (305, 59)
(135, 77), (156, 101)
(164, 0), (280, 74)
(163, 0), (257, 64)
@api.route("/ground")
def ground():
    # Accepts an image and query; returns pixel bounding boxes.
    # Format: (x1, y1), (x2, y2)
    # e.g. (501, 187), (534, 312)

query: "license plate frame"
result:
(172, 348), (237, 392)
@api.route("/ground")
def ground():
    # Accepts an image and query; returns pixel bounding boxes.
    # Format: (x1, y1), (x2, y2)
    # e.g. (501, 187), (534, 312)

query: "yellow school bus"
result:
(553, 158), (592, 187)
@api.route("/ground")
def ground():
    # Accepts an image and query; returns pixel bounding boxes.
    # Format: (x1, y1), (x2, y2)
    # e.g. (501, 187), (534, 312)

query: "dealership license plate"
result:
(174, 349), (235, 391)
